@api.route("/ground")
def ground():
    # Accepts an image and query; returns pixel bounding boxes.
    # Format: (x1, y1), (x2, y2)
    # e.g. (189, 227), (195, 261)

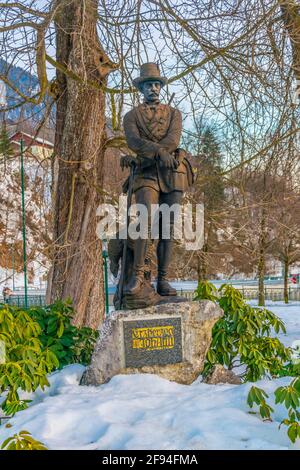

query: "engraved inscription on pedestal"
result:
(123, 317), (182, 368)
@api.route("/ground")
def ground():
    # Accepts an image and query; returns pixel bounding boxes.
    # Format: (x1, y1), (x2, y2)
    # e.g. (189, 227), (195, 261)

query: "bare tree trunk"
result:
(258, 254), (265, 306)
(46, 0), (115, 328)
(197, 219), (211, 283)
(283, 257), (289, 304)
(197, 245), (208, 283)
(280, 0), (300, 81)
(258, 210), (266, 307)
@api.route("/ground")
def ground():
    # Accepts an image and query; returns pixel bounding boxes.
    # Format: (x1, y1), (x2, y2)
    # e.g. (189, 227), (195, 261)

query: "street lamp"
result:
(20, 138), (28, 308)
(102, 239), (109, 317)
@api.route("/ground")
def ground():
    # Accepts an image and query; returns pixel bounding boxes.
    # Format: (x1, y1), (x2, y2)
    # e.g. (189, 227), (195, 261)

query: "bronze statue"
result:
(111, 62), (194, 309)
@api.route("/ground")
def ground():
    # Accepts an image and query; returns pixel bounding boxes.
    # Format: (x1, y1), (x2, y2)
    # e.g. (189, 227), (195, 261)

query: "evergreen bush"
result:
(0, 301), (98, 415)
(194, 281), (300, 443)
(1, 430), (48, 450)
(194, 281), (290, 381)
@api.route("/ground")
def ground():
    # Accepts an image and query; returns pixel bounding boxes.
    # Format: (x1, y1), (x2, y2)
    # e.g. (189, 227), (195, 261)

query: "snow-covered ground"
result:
(0, 301), (299, 450)
(250, 301), (300, 349)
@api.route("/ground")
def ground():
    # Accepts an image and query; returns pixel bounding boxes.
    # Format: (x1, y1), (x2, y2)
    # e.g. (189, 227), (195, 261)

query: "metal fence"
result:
(238, 287), (300, 302)
(3, 295), (46, 308)
(180, 290), (194, 301)
(1, 287), (299, 309)
(180, 287), (300, 302)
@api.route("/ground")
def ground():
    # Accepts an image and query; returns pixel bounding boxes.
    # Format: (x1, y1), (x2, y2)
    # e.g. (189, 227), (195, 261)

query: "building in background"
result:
(0, 119), (54, 290)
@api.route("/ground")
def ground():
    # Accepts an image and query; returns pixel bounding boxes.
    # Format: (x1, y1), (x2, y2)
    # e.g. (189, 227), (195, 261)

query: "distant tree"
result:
(0, 122), (14, 163)
(269, 191), (300, 303)
(179, 124), (225, 282)
(224, 167), (297, 305)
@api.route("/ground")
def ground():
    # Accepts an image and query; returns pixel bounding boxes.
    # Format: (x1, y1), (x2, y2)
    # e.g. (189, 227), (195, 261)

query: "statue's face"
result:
(141, 80), (161, 102)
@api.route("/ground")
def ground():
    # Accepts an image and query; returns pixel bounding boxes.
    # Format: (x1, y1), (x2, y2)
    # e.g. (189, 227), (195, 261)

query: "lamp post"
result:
(102, 239), (110, 317)
(20, 138), (28, 308)
(12, 247), (15, 291)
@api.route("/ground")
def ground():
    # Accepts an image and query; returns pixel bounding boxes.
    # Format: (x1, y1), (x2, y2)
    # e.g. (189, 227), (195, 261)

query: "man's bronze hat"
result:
(133, 62), (167, 91)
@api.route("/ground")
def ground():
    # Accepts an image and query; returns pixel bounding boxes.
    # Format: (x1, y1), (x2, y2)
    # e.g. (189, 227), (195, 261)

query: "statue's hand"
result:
(158, 148), (178, 169)
(120, 155), (136, 170)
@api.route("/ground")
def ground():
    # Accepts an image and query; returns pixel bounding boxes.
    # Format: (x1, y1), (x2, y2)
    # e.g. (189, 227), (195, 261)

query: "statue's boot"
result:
(156, 239), (177, 296)
(124, 238), (148, 295)
(157, 277), (177, 296)
(123, 267), (144, 295)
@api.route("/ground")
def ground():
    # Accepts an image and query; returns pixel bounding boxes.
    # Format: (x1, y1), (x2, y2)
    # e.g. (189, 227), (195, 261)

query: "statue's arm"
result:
(158, 108), (182, 152)
(123, 111), (160, 159)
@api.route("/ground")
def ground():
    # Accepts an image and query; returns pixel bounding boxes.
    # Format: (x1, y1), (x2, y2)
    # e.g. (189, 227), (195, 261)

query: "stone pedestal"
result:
(81, 300), (223, 386)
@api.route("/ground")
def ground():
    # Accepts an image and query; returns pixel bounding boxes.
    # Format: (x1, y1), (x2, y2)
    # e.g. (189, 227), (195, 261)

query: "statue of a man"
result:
(122, 62), (194, 300)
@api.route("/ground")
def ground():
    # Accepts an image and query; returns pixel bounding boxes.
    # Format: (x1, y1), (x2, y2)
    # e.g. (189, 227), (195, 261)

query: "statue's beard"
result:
(145, 94), (160, 103)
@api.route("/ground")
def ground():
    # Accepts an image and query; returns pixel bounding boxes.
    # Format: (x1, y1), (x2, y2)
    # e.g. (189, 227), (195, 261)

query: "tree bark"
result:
(283, 257), (289, 304)
(258, 254), (265, 306)
(197, 245), (208, 283)
(258, 210), (266, 307)
(280, 0), (300, 81)
(46, 0), (116, 328)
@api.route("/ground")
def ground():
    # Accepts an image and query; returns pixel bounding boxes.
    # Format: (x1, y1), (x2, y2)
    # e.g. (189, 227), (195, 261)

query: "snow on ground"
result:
(0, 302), (299, 450)
(249, 301), (300, 350)
(0, 367), (298, 450)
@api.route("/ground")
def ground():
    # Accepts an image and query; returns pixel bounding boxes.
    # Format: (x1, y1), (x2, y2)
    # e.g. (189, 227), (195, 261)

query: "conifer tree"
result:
(198, 127), (224, 281)
(0, 123), (14, 161)
(182, 124), (225, 281)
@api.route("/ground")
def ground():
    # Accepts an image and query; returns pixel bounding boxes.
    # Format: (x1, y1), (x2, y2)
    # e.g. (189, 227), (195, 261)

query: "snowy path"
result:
(0, 301), (299, 450)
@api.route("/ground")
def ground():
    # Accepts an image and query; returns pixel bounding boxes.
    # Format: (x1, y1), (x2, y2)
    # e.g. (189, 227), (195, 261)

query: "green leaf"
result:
(287, 424), (299, 444)
(1, 437), (14, 450)
(57, 321), (64, 338)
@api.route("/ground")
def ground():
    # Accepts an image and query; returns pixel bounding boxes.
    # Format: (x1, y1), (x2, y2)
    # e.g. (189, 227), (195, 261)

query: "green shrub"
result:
(0, 301), (98, 416)
(276, 361), (300, 378)
(194, 281), (290, 381)
(194, 282), (300, 444)
(29, 300), (98, 367)
(246, 379), (300, 443)
(247, 385), (274, 420)
(0, 303), (58, 415)
(1, 430), (48, 450)
(276, 377), (300, 443)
